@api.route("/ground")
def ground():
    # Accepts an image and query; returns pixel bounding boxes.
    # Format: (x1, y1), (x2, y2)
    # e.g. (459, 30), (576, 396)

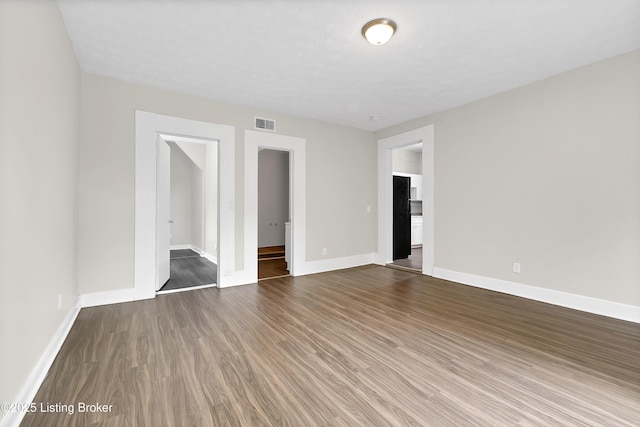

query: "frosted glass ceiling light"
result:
(362, 18), (397, 45)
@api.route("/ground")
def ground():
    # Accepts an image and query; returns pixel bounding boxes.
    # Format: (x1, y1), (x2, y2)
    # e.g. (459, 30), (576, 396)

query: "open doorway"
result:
(377, 125), (434, 276)
(244, 130), (306, 284)
(135, 111), (236, 299)
(156, 135), (219, 293)
(390, 144), (423, 272)
(257, 149), (290, 280)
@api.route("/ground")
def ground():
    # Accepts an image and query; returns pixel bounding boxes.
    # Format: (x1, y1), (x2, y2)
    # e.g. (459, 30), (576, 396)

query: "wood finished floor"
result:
(258, 245), (289, 280)
(159, 250), (217, 292)
(21, 265), (640, 426)
(389, 246), (423, 271)
(258, 258), (289, 280)
(258, 245), (285, 259)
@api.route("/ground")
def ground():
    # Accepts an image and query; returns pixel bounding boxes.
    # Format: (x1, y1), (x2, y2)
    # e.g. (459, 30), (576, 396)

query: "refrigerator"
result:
(393, 175), (411, 260)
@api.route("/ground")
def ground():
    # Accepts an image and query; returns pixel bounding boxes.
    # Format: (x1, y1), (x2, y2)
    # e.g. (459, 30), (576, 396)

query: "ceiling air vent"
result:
(255, 117), (276, 132)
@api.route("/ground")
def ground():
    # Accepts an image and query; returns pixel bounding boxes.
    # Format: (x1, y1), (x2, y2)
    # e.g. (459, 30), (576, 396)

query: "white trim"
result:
(134, 111), (238, 293)
(170, 244), (194, 250)
(80, 288), (141, 308)
(244, 130), (306, 283)
(377, 125), (434, 275)
(298, 253), (376, 276)
(156, 283), (217, 295)
(433, 268), (640, 324)
(169, 244), (214, 263)
(201, 251), (217, 265)
(2, 301), (81, 427)
(217, 270), (258, 288)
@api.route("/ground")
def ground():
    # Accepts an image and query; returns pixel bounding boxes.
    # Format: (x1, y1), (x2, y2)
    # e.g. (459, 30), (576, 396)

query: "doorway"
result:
(257, 149), (291, 280)
(377, 125), (434, 275)
(134, 111), (236, 300)
(389, 144), (424, 272)
(244, 130), (306, 284)
(156, 136), (219, 293)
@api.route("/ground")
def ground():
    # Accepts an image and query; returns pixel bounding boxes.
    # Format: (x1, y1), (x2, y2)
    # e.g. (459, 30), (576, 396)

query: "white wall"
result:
(377, 49), (640, 307)
(173, 140), (207, 252)
(0, 0), (80, 423)
(393, 149), (422, 175)
(78, 73), (376, 293)
(191, 151), (205, 251)
(175, 140), (206, 170)
(258, 149), (289, 247)
(204, 141), (218, 257)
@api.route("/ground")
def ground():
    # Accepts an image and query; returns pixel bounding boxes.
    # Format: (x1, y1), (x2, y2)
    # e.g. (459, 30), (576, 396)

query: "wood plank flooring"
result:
(258, 258), (289, 280)
(21, 265), (640, 426)
(258, 245), (285, 259)
(258, 245), (289, 280)
(389, 246), (423, 271)
(159, 250), (217, 292)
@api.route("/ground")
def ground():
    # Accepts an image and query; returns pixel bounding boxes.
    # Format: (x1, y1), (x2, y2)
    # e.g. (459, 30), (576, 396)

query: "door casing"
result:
(134, 111), (236, 298)
(377, 125), (434, 275)
(244, 130), (306, 283)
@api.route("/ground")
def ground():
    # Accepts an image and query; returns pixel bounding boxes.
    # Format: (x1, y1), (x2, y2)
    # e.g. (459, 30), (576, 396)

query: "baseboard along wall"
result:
(432, 267), (640, 324)
(7, 259), (638, 427)
(1, 302), (81, 427)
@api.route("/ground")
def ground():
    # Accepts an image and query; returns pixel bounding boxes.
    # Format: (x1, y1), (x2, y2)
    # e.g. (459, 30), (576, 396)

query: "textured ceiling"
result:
(56, 0), (640, 131)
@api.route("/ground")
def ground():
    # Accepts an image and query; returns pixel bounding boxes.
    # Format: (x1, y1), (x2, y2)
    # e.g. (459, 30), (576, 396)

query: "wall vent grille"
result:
(255, 117), (276, 131)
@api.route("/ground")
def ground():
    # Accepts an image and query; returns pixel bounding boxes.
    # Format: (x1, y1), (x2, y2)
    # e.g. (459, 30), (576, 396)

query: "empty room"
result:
(1, 1), (639, 426)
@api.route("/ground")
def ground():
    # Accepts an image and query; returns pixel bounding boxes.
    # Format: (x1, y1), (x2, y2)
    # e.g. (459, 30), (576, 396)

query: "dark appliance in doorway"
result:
(393, 175), (411, 259)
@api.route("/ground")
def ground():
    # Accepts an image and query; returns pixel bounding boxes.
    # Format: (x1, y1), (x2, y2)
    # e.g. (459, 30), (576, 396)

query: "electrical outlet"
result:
(58, 294), (63, 310)
(322, 248), (327, 256)
(513, 262), (521, 274)
(366, 205), (371, 213)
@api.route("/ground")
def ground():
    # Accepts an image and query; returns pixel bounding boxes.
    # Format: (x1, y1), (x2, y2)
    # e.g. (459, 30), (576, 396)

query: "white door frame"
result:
(377, 125), (434, 275)
(244, 130), (305, 283)
(134, 111), (235, 299)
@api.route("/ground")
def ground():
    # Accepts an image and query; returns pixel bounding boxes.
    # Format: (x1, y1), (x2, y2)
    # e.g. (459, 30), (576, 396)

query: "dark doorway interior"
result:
(393, 175), (411, 260)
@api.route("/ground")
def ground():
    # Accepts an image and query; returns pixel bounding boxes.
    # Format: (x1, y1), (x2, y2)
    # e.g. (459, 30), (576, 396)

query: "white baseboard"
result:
(217, 253), (376, 288)
(1, 301), (81, 427)
(80, 248), (219, 305)
(218, 270), (256, 288)
(432, 268), (640, 324)
(299, 252), (375, 276)
(200, 251), (217, 264)
(156, 283), (217, 295)
(170, 244), (193, 250)
(170, 245), (217, 264)
(80, 287), (154, 308)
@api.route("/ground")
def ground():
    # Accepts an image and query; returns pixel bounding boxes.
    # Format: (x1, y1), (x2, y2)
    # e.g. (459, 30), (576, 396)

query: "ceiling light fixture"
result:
(362, 18), (397, 45)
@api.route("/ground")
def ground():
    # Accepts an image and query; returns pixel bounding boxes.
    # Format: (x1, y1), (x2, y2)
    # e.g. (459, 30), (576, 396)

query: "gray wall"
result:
(3, 3), (637, 418)
(190, 151), (205, 251)
(258, 149), (289, 247)
(377, 49), (640, 306)
(174, 140), (208, 251)
(0, 0), (80, 416)
(78, 73), (377, 293)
